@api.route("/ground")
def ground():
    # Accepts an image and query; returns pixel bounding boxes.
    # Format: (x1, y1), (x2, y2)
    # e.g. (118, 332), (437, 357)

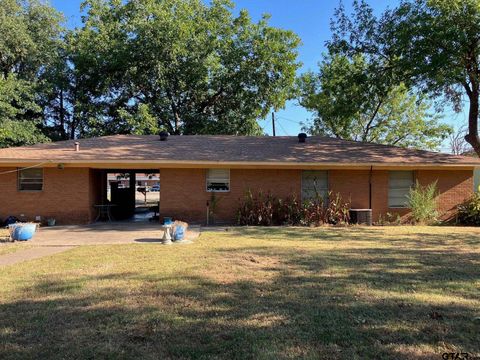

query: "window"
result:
(206, 169), (230, 192)
(388, 171), (414, 208)
(302, 171), (328, 202)
(18, 168), (44, 191)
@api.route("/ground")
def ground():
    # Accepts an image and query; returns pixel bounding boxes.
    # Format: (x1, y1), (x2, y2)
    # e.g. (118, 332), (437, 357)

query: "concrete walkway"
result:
(0, 222), (200, 267)
(0, 246), (74, 267)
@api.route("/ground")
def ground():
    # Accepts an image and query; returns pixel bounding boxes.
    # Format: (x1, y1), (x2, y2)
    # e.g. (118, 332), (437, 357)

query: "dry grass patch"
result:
(0, 226), (479, 359)
(0, 228), (34, 256)
(0, 244), (34, 257)
(0, 228), (9, 240)
(0, 229), (35, 256)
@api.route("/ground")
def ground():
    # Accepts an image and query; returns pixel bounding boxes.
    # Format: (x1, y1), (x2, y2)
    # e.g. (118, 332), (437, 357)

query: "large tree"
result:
(70, 0), (301, 136)
(392, 0), (480, 155)
(329, 0), (480, 155)
(299, 54), (452, 150)
(0, 0), (63, 147)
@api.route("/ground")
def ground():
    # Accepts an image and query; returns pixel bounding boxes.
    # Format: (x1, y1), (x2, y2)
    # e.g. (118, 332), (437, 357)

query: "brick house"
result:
(0, 134), (478, 225)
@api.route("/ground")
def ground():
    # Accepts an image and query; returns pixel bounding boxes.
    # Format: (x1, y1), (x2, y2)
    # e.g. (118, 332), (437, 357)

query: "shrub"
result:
(236, 190), (275, 226)
(324, 192), (350, 225)
(302, 197), (327, 226)
(376, 212), (401, 226)
(407, 180), (439, 225)
(277, 196), (304, 225)
(237, 190), (350, 226)
(457, 191), (480, 225)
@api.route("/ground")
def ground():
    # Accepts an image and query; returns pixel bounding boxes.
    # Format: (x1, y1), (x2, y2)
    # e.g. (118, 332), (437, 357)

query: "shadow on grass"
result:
(0, 233), (479, 359)
(223, 226), (480, 247)
(134, 238), (163, 243)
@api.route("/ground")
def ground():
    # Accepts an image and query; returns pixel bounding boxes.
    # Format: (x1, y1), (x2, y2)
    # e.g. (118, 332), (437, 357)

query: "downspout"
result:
(206, 200), (210, 226)
(369, 165), (373, 209)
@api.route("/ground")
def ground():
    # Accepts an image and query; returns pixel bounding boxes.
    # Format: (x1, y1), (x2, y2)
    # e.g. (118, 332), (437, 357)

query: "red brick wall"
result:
(338, 169), (474, 222)
(0, 166), (472, 225)
(159, 168), (301, 224)
(416, 170), (473, 220)
(159, 168), (473, 224)
(329, 170), (371, 209)
(371, 170), (410, 221)
(329, 170), (400, 221)
(0, 167), (93, 224)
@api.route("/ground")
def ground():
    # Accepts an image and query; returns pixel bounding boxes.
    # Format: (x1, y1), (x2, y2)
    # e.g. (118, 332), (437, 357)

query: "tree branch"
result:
(362, 98), (384, 141)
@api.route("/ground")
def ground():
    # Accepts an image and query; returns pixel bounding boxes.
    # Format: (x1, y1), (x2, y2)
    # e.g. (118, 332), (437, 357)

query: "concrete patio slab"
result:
(30, 222), (201, 246)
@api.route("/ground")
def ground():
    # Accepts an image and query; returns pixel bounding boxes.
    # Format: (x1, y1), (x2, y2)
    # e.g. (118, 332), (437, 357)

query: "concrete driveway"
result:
(31, 222), (200, 246)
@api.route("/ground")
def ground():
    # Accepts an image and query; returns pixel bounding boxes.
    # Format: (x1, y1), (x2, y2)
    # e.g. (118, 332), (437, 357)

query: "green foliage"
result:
(0, 0), (63, 148)
(0, 54), (53, 149)
(407, 180), (439, 225)
(457, 189), (480, 225)
(71, 0), (301, 136)
(0, 0), (300, 146)
(327, 0), (480, 154)
(115, 104), (161, 136)
(0, 0), (63, 79)
(0, 76), (40, 119)
(237, 190), (350, 226)
(298, 47), (452, 150)
(388, 0), (480, 108)
(0, 119), (49, 148)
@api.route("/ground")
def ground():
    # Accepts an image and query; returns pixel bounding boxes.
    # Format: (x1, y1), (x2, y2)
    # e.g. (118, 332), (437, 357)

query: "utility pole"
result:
(272, 112), (276, 136)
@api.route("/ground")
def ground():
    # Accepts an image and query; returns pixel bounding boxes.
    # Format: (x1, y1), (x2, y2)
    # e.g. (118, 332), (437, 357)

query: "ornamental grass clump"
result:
(407, 180), (439, 225)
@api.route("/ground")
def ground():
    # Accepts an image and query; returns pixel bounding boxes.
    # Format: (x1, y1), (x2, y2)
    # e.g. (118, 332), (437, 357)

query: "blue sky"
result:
(51, 0), (459, 149)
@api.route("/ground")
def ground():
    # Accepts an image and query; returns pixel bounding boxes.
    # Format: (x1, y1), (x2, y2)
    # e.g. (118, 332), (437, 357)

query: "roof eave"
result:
(0, 159), (477, 170)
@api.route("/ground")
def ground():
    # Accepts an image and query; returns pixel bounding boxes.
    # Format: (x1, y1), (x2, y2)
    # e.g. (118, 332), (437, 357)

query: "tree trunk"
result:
(166, 89), (181, 134)
(173, 110), (181, 134)
(70, 111), (76, 140)
(465, 90), (480, 157)
(59, 90), (67, 140)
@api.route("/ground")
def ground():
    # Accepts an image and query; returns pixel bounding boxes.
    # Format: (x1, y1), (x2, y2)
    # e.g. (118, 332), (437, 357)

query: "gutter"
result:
(0, 159), (478, 166)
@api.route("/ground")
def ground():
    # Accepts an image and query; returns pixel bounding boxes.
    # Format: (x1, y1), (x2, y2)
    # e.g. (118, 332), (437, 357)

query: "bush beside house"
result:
(237, 191), (350, 226)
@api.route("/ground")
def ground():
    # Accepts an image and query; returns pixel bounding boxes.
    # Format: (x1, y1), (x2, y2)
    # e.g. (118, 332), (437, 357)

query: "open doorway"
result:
(104, 171), (160, 222)
(133, 172), (160, 222)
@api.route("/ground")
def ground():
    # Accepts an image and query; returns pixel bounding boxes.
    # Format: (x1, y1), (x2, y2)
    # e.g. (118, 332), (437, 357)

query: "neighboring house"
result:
(107, 173), (160, 188)
(0, 134), (478, 225)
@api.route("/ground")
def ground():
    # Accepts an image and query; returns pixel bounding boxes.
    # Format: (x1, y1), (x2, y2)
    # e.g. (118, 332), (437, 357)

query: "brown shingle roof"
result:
(0, 135), (478, 166)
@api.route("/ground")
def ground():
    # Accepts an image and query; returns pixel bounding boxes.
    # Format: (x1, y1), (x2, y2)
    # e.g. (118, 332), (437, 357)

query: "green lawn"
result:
(0, 226), (479, 359)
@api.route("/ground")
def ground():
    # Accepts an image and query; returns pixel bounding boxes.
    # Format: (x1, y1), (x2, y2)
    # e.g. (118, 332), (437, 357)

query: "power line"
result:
(276, 119), (290, 136)
(260, 117), (270, 133)
(277, 116), (303, 125)
(0, 161), (53, 176)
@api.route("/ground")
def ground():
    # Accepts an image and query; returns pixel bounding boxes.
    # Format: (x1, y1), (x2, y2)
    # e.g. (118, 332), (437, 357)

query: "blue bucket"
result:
(163, 217), (173, 225)
(9, 223), (37, 241)
(174, 226), (185, 241)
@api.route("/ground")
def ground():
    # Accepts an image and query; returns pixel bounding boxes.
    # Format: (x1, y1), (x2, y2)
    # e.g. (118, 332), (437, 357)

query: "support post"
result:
(272, 112), (276, 137)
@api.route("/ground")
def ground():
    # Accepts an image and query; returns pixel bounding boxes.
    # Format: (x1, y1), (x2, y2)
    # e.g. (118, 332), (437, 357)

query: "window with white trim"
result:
(18, 168), (44, 191)
(388, 171), (414, 208)
(206, 169), (230, 192)
(302, 170), (328, 202)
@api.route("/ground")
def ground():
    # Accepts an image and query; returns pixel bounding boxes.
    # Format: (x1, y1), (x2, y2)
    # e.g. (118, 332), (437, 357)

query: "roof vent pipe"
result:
(159, 131), (169, 141)
(298, 133), (307, 143)
(74, 142), (80, 152)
